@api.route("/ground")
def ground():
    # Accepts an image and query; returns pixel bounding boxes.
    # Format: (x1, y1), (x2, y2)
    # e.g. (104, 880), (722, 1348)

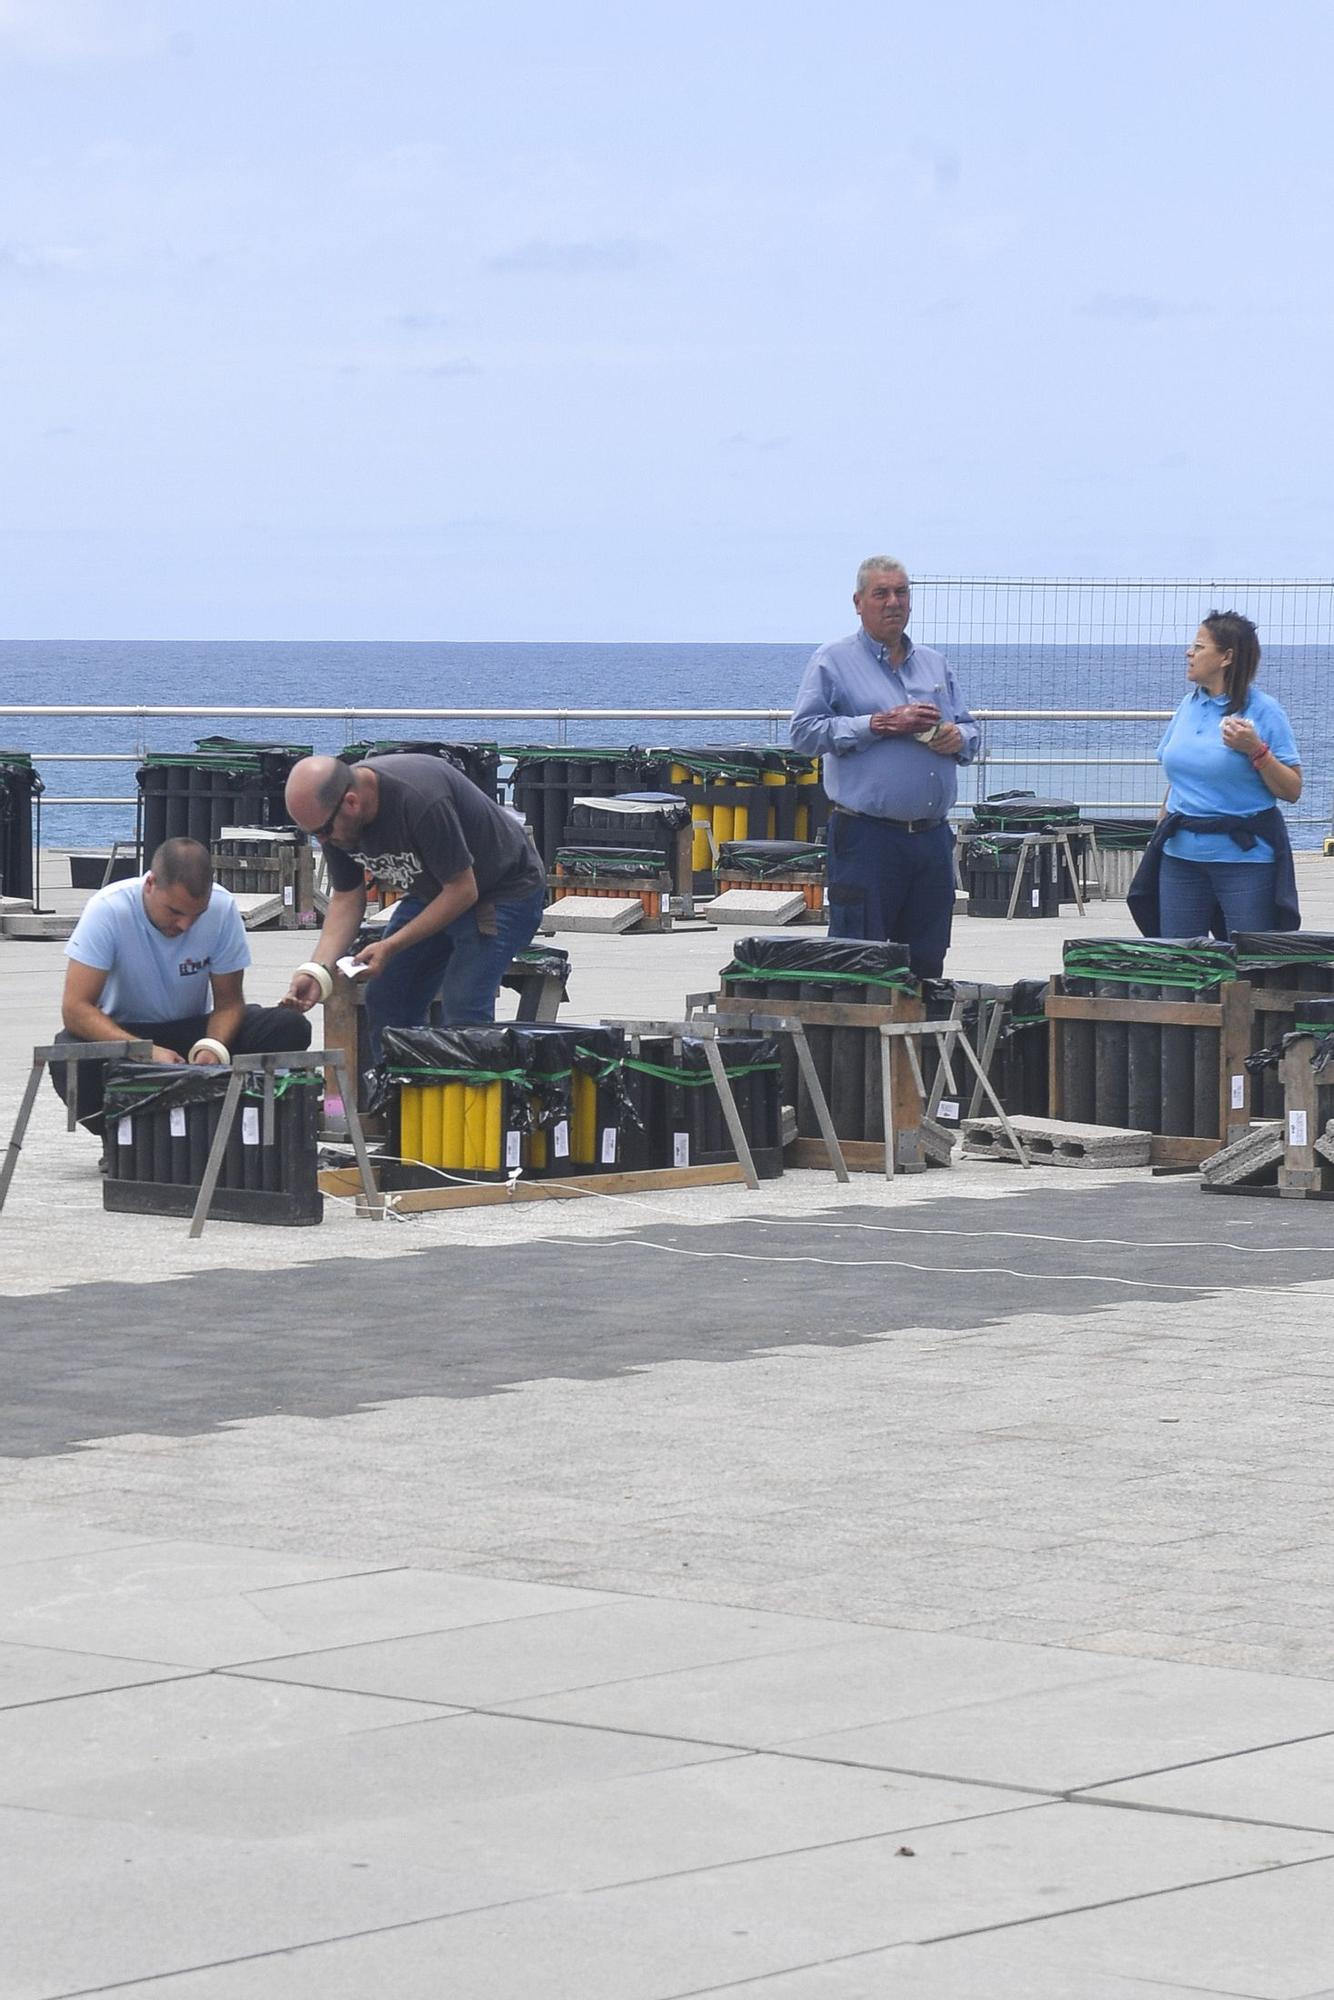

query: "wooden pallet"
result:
(318, 1159), (748, 1213)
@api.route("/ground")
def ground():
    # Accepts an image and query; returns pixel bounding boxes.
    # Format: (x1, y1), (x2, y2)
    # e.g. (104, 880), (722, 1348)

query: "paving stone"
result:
(538, 895), (644, 933)
(702, 889), (807, 926)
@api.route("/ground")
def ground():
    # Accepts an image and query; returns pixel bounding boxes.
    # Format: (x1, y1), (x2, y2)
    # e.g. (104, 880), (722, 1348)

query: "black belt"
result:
(833, 804), (947, 834)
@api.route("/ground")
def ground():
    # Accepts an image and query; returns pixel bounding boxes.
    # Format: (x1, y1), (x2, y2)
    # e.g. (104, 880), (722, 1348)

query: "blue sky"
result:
(3, 0), (1332, 639)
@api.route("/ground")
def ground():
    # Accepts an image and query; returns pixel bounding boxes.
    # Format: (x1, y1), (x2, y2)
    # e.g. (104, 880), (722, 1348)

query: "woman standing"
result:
(1139, 611), (1302, 938)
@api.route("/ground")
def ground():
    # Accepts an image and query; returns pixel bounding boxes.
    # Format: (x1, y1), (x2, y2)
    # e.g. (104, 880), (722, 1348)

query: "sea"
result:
(1, 639), (1329, 851)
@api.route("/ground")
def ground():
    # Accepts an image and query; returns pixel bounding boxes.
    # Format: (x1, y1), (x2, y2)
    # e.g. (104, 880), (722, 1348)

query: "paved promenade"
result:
(4, 859), (1334, 1998)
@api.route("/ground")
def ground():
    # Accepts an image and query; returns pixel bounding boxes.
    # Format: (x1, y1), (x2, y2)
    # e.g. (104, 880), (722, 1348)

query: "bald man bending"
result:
(282, 753), (546, 1055)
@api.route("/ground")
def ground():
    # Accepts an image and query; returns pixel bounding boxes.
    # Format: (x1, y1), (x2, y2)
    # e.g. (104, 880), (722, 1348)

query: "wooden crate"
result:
(1046, 979), (1253, 1167)
(714, 990), (933, 1171)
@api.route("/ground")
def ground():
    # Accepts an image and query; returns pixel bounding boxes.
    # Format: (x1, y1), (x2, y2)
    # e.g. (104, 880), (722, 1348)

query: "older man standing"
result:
(790, 557), (979, 978)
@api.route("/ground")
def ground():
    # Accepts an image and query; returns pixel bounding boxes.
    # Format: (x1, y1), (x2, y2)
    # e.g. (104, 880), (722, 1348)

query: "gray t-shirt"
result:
(323, 756), (543, 904)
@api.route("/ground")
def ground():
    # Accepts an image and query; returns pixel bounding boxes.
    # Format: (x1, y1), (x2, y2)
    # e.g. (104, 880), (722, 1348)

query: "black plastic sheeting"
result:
(971, 791), (1080, 831)
(718, 840), (826, 875)
(723, 935), (912, 982)
(1062, 936), (1238, 988)
(102, 1061), (318, 1120)
(1233, 932), (1334, 968)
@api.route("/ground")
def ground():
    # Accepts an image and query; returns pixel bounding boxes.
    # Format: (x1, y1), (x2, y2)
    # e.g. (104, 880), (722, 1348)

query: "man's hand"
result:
(281, 971), (325, 1012)
(151, 1045), (186, 1066)
(190, 1047), (223, 1067)
(352, 938), (398, 981)
(870, 703), (941, 737)
(928, 722), (963, 756)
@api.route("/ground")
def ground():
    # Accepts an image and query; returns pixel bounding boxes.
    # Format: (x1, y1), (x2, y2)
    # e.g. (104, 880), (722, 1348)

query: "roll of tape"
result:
(295, 961), (334, 1002)
(187, 1037), (231, 1065)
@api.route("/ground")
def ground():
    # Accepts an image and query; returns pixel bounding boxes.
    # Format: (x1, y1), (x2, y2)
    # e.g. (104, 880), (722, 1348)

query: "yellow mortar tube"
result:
(400, 1087), (423, 1165)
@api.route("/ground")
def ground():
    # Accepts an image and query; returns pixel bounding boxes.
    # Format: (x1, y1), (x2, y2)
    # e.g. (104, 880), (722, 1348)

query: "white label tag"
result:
(553, 1120), (569, 1159)
(241, 1106), (260, 1146)
(117, 1116), (133, 1146)
(282, 885), (294, 905)
(169, 1107), (186, 1138)
(1230, 1074), (1245, 1110)
(937, 1099), (961, 1123)
(673, 1131), (690, 1167)
(505, 1129), (522, 1169)
(1289, 1110), (1308, 1148)
(1030, 887), (1041, 908)
(600, 1126), (618, 1164)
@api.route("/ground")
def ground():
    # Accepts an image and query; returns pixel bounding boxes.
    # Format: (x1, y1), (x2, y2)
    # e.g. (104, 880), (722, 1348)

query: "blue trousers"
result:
(365, 887), (547, 1058)
(1156, 855), (1279, 939)
(825, 811), (956, 979)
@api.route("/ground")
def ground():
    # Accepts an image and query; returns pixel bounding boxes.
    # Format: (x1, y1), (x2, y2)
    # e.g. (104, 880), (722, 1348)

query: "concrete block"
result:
(962, 1114), (1152, 1168)
(702, 889), (806, 927)
(540, 896), (643, 935)
(0, 895), (33, 915)
(1200, 1121), (1283, 1188)
(1313, 1118), (1334, 1166)
(1, 912), (76, 941)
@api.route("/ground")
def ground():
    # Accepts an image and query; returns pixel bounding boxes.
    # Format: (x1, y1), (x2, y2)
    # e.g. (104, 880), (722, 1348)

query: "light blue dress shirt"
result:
(1157, 686), (1299, 864)
(789, 627), (980, 822)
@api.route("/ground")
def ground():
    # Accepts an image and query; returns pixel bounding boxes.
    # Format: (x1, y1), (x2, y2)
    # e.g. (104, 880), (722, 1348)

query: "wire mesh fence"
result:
(914, 577), (1333, 841)
(2, 581), (1330, 848)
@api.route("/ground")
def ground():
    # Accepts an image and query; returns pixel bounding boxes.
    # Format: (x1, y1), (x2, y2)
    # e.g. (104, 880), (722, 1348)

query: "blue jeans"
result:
(1157, 854), (1278, 939)
(365, 887), (546, 1058)
(825, 811), (956, 978)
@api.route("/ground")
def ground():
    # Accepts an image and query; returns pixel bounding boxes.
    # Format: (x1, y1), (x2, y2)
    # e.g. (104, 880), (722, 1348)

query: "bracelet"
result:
(187, 1038), (231, 1065)
(1250, 744), (1272, 767)
(294, 961), (334, 1002)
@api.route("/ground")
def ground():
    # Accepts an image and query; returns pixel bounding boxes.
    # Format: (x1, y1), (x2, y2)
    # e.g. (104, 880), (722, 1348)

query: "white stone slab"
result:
(703, 888), (807, 926)
(497, 1626), (1136, 1746)
(0, 1673), (456, 1804)
(884, 1857), (1334, 2000)
(241, 1599), (876, 1709)
(231, 890), (285, 929)
(783, 1658), (1334, 1793)
(0, 1639), (193, 1712)
(1088, 1731), (1334, 1832)
(227, 1565), (625, 1655)
(0, 1540), (380, 1666)
(540, 895), (644, 934)
(0, 1802), (470, 1998)
(62, 1803), (1334, 2000)
(2, 911), (76, 940)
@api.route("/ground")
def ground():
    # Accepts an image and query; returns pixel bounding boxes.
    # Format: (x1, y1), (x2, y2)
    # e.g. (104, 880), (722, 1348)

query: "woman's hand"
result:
(1220, 715), (1264, 758)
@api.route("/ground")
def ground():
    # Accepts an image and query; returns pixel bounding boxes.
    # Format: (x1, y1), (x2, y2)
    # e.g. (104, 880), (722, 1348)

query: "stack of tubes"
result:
(1059, 938), (1238, 1136)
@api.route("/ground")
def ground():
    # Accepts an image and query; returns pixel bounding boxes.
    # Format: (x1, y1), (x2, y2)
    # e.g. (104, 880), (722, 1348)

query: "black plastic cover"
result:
(1232, 932), (1334, 966)
(724, 935), (911, 978)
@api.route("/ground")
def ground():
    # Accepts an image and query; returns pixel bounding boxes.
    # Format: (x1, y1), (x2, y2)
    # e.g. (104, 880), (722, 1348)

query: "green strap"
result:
(390, 1066), (528, 1086)
(1063, 945), (1236, 988)
(618, 1056), (782, 1086)
(726, 963), (915, 992)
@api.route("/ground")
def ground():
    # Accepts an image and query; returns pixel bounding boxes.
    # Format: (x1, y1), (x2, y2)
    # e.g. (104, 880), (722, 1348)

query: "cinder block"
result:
(539, 896), (644, 935)
(1201, 1121), (1284, 1187)
(962, 1113), (1152, 1167)
(703, 889), (807, 927)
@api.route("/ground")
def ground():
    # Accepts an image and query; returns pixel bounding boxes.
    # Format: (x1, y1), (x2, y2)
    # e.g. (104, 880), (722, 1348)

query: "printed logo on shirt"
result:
(179, 955), (212, 977)
(354, 849), (422, 891)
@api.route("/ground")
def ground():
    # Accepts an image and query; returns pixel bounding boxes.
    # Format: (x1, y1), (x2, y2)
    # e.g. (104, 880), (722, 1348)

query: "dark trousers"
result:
(1157, 855), (1279, 939)
(51, 1004), (311, 1131)
(364, 887), (547, 1060)
(825, 811), (956, 979)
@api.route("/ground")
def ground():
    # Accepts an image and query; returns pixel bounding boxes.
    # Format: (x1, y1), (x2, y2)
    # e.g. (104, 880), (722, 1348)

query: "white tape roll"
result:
(187, 1037), (231, 1065)
(295, 961), (334, 1002)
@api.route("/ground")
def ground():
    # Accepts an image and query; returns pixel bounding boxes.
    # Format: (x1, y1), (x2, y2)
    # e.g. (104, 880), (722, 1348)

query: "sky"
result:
(2, 0), (1333, 640)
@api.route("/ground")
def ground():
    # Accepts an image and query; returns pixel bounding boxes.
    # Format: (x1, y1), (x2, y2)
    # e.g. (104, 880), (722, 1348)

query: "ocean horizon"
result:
(3, 639), (1329, 849)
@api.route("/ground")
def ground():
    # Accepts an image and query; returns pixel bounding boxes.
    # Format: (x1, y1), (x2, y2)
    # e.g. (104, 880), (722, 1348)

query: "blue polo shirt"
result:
(64, 875), (250, 1021)
(1157, 687), (1299, 863)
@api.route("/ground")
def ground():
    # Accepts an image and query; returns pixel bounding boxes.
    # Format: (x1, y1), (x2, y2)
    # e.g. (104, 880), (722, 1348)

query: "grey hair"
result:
(855, 556), (911, 594)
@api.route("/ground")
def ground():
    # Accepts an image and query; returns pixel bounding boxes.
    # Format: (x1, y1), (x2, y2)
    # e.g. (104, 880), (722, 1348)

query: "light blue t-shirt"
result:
(64, 876), (250, 1022)
(1157, 686), (1300, 864)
